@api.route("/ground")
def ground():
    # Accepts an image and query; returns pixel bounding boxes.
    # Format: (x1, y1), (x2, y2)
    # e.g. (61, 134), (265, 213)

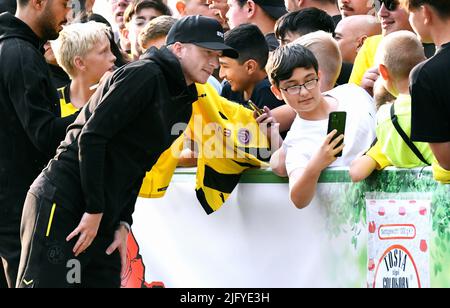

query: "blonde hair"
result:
(375, 30), (425, 81)
(292, 31), (342, 90)
(52, 21), (111, 78)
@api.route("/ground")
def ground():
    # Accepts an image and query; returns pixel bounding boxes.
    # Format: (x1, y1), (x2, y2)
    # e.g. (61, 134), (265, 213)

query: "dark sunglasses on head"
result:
(374, 0), (399, 12)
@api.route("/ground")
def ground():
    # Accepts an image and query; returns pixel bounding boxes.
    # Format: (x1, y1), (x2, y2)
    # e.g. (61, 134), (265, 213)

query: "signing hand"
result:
(67, 212), (103, 257)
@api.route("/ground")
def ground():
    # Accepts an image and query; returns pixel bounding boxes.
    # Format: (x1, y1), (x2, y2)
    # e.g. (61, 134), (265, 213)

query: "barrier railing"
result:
(123, 167), (450, 288)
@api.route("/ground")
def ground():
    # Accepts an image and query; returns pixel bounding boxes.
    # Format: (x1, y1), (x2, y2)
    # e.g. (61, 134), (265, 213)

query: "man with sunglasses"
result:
(349, 0), (415, 94)
(403, 0), (450, 183)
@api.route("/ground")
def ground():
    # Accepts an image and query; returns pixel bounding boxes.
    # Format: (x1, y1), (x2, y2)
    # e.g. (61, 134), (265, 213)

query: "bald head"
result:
(334, 15), (381, 63)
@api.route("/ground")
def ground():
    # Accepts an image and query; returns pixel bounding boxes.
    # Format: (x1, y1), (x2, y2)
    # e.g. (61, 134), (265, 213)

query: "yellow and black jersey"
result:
(140, 82), (270, 214)
(58, 83), (78, 117)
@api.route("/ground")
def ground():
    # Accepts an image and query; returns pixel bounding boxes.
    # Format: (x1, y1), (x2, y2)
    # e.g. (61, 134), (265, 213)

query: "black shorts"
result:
(16, 175), (121, 288)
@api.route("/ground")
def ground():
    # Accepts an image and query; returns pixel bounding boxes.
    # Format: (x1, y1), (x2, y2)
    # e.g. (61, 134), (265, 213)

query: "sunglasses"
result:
(374, 0), (399, 12)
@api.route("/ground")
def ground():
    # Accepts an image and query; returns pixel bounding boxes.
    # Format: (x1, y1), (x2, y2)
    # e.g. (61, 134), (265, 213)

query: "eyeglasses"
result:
(374, 0), (399, 12)
(280, 78), (318, 95)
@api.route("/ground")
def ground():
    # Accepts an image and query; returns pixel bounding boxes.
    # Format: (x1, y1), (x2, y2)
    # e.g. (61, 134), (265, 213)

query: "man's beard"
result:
(38, 9), (63, 41)
(41, 22), (60, 41)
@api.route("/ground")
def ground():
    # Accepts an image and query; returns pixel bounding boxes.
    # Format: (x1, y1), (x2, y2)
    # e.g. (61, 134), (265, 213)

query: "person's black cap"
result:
(254, 0), (287, 20)
(166, 15), (238, 59)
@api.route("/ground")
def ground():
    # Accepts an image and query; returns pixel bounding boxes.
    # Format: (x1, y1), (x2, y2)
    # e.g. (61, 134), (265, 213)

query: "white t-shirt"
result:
(283, 84), (376, 177)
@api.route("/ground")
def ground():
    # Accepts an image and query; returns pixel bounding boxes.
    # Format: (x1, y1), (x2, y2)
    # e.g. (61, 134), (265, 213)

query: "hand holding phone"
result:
(327, 111), (346, 157)
(247, 100), (264, 117)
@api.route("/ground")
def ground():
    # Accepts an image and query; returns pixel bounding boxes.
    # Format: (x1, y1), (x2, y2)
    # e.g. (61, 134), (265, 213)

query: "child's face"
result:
(82, 36), (117, 84)
(219, 57), (251, 93)
(128, 8), (163, 57)
(273, 67), (321, 115)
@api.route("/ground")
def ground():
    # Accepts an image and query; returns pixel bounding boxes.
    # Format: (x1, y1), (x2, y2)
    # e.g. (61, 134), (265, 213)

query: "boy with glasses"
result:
(265, 44), (375, 209)
(401, 0), (450, 183)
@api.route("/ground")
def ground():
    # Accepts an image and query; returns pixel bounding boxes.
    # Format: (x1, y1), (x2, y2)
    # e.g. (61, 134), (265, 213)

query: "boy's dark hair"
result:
(124, 0), (172, 24)
(275, 8), (335, 43)
(266, 44), (319, 87)
(235, 0), (248, 7)
(224, 23), (269, 69)
(400, 0), (450, 18)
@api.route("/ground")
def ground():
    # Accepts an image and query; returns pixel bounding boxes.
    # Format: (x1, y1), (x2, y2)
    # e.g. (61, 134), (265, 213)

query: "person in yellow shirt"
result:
(350, 31), (433, 182)
(52, 21), (117, 117)
(349, 0), (413, 96)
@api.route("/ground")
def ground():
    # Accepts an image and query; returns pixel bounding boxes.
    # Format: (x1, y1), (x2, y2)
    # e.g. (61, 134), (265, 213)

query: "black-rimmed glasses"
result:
(280, 78), (319, 95)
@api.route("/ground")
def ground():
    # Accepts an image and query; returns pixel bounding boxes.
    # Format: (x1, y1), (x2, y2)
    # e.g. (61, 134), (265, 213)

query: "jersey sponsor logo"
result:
(238, 128), (251, 145)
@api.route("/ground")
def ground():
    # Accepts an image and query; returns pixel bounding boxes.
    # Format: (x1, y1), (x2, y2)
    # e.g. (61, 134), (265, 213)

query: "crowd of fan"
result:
(0, 0), (449, 288)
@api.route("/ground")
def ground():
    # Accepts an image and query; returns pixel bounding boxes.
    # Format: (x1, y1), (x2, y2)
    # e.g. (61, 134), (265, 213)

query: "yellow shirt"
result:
(349, 35), (383, 86)
(139, 82), (270, 213)
(58, 84), (78, 117)
(433, 159), (450, 184)
(366, 94), (434, 169)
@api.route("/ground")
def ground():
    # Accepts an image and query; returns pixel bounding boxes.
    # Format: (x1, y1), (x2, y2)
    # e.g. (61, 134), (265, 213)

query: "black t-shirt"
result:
(48, 64), (71, 89)
(423, 43), (436, 59)
(336, 62), (353, 86)
(410, 42), (450, 142)
(221, 78), (284, 110)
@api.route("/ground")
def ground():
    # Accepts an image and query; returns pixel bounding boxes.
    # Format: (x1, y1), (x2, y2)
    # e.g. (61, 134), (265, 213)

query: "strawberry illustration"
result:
(368, 221), (376, 233)
(420, 240), (428, 252)
(368, 259), (375, 271)
(419, 207), (427, 216)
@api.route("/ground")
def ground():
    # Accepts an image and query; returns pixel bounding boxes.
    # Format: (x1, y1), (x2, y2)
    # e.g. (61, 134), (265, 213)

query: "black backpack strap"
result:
(390, 104), (430, 166)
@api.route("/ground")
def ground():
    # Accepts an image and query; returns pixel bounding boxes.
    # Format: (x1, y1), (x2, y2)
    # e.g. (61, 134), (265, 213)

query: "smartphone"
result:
(327, 111), (346, 157)
(247, 100), (264, 117)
